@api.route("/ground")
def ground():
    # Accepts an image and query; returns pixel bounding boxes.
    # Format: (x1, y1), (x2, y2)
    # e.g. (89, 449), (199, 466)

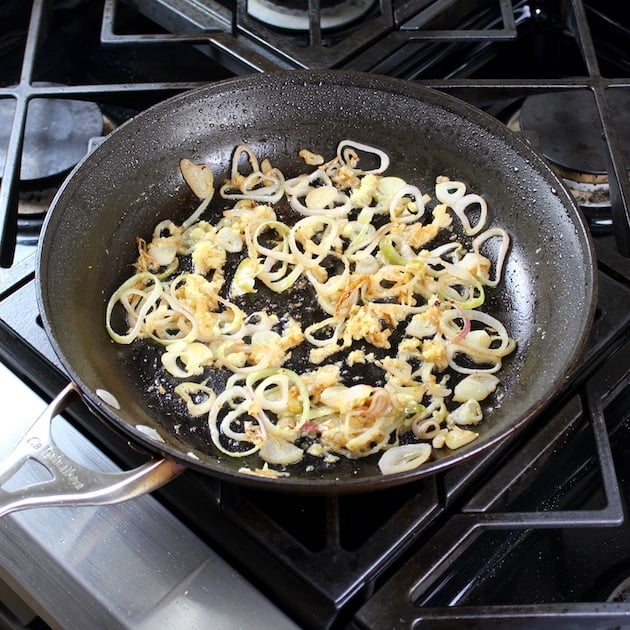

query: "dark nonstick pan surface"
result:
(36, 70), (596, 493)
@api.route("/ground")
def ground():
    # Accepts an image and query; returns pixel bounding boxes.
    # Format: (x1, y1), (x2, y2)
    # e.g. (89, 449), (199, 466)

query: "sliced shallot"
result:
(453, 373), (500, 402)
(378, 443), (432, 475)
(180, 159), (214, 199)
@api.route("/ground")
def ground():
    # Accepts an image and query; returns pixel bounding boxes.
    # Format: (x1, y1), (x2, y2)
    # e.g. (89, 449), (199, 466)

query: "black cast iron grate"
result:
(353, 336), (630, 629)
(1, 1), (630, 629)
(101, 0), (517, 72)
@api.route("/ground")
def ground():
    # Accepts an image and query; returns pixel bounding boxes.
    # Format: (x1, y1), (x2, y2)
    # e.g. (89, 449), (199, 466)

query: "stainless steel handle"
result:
(0, 382), (184, 516)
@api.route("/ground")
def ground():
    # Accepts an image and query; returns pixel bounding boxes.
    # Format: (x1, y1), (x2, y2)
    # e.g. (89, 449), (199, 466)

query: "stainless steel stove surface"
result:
(1, 1), (630, 629)
(0, 362), (299, 629)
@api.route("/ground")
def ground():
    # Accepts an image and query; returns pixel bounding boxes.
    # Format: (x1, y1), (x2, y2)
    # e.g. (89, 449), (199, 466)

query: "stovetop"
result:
(1, 1), (630, 629)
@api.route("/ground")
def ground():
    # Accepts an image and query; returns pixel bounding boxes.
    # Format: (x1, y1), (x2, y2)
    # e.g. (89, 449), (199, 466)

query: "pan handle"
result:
(0, 383), (185, 517)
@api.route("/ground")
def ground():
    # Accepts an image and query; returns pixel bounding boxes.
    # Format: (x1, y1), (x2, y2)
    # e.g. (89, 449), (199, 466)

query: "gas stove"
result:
(1, 1), (630, 629)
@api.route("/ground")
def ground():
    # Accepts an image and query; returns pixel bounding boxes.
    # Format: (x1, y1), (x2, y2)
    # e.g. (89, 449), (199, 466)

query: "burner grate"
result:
(103, 0), (518, 72)
(1, 1), (630, 629)
(354, 337), (630, 629)
(0, 0), (221, 268)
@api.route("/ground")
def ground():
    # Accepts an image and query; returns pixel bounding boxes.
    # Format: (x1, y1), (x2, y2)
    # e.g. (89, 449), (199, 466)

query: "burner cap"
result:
(0, 84), (103, 185)
(519, 89), (630, 176)
(247, 0), (374, 30)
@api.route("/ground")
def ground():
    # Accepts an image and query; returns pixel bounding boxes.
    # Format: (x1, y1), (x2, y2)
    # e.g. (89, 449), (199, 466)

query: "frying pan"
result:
(0, 71), (597, 513)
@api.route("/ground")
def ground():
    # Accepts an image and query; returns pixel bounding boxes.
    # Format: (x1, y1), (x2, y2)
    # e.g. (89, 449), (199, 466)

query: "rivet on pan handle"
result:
(0, 382), (185, 517)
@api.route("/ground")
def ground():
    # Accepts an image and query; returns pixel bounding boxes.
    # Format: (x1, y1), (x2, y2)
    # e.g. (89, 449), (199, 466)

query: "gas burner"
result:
(13, 113), (113, 246)
(0, 83), (104, 188)
(508, 90), (630, 230)
(247, 0), (374, 30)
(0, 87), (112, 250)
(518, 89), (630, 178)
(16, 188), (56, 248)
